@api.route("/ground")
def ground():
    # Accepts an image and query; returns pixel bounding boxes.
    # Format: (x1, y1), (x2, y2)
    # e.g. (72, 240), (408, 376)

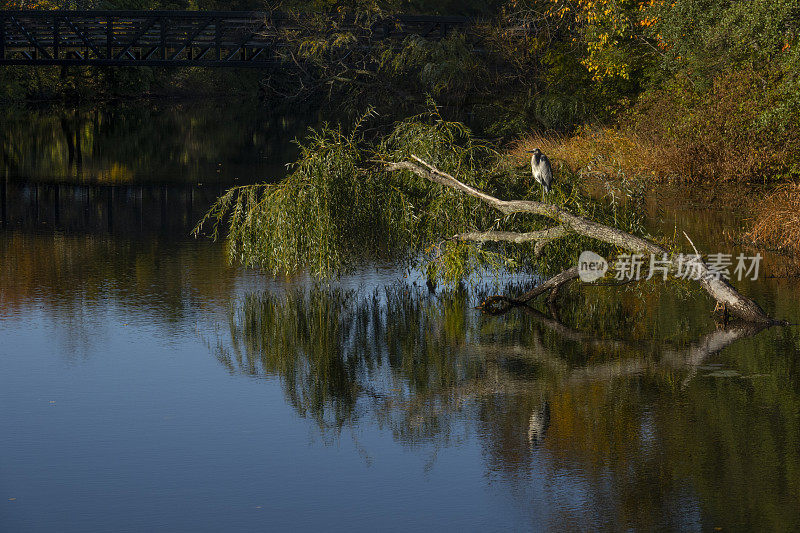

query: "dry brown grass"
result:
(510, 127), (687, 182)
(510, 68), (800, 185)
(744, 183), (800, 255)
(509, 127), (800, 258)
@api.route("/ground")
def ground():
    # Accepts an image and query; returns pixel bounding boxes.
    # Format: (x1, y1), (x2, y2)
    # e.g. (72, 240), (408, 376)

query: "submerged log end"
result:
(704, 277), (785, 325)
(476, 295), (515, 315)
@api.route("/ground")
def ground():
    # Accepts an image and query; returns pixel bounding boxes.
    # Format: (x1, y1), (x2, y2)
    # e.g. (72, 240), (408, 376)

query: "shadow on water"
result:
(0, 101), (325, 236)
(216, 283), (800, 531)
(0, 181), (230, 236)
(0, 101), (312, 184)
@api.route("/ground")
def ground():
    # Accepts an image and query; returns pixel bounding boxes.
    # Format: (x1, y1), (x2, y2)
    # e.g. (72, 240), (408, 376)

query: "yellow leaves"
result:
(543, 0), (658, 81)
(100, 162), (134, 184)
(331, 33), (356, 48)
(639, 16), (657, 27)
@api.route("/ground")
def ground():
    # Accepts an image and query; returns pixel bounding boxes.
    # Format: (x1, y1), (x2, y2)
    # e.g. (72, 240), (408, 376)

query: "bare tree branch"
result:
(477, 266), (579, 314)
(452, 225), (568, 256)
(386, 156), (785, 325)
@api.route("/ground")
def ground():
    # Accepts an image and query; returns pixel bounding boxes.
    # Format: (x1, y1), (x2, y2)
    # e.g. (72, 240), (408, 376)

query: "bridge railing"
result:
(0, 10), (473, 67)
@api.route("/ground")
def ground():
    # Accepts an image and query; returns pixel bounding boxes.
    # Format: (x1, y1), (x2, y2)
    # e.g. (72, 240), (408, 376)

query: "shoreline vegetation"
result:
(3, 1), (799, 254)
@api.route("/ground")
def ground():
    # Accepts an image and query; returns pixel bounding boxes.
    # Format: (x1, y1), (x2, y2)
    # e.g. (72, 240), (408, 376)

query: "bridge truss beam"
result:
(0, 10), (471, 67)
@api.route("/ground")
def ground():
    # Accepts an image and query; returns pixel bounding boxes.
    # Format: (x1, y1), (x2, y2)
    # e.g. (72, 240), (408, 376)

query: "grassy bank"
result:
(513, 66), (800, 184)
(511, 114), (800, 256)
(746, 184), (800, 256)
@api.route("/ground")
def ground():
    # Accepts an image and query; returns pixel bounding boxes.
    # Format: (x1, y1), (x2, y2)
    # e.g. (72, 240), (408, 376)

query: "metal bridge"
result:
(0, 10), (471, 67)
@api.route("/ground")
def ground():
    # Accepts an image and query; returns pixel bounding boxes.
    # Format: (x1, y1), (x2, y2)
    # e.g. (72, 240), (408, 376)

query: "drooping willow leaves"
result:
(194, 106), (652, 283)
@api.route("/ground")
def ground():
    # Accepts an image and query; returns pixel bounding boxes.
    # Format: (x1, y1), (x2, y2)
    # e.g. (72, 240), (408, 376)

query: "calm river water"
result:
(1, 102), (800, 532)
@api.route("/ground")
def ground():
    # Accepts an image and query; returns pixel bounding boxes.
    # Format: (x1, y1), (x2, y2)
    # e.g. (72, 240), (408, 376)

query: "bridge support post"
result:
(106, 15), (112, 60)
(0, 14), (5, 61)
(160, 16), (167, 60)
(53, 15), (59, 59)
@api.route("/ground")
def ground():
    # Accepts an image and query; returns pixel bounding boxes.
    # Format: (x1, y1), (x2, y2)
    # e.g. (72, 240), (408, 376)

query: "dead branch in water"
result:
(386, 156), (785, 325)
(477, 266), (579, 315)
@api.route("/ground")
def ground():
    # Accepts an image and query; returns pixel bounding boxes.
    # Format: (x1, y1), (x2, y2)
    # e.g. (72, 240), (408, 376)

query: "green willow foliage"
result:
(195, 107), (650, 283)
(195, 110), (405, 277)
(195, 108), (503, 279)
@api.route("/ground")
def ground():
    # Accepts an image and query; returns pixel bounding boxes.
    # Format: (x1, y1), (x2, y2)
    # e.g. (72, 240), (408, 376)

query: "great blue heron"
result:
(526, 148), (553, 200)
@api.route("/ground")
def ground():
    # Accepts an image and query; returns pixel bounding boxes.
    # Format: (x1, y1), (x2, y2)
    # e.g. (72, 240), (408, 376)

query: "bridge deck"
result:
(0, 10), (472, 67)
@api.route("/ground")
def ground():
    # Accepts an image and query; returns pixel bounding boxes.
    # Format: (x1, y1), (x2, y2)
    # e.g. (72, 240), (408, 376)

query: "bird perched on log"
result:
(526, 148), (553, 200)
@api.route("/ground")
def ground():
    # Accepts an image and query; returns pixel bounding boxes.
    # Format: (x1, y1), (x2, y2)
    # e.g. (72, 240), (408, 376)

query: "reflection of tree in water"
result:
(0, 232), (237, 360)
(219, 286), (486, 441)
(219, 283), (800, 530)
(0, 102), (315, 183)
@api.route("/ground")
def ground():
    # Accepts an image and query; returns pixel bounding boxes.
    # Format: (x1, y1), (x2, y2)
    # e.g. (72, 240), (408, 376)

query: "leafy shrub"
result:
(632, 67), (800, 181)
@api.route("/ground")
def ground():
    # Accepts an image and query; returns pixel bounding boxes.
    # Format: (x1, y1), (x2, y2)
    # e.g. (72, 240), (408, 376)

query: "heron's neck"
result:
(533, 153), (540, 165)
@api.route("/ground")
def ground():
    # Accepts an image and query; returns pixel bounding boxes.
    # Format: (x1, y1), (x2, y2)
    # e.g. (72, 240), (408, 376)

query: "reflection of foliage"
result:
(225, 290), (363, 428)
(0, 102), (312, 183)
(220, 285), (486, 437)
(0, 231), (235, 326)
(218, 283), (800, 529)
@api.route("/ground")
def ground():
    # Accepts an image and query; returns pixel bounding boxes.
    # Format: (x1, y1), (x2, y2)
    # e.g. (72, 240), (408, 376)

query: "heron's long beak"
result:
(525, 150), (535, 153)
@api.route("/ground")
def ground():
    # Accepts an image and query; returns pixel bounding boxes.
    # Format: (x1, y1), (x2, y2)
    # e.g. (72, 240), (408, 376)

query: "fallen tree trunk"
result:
(386, 156), (785, 325)
(478, 267), (579, 314)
